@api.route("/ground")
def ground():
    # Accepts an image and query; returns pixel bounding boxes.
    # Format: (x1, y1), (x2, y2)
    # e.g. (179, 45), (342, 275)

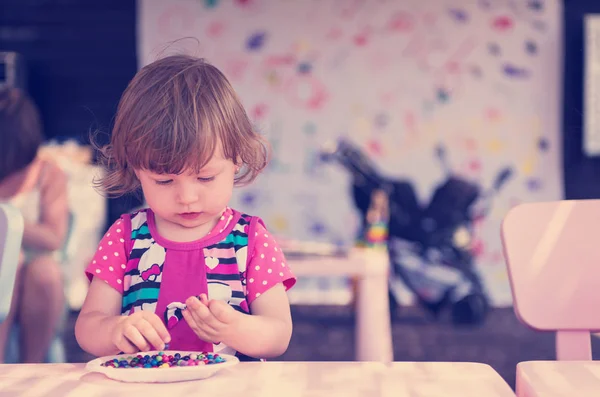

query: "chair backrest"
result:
(0, 204), (24, 318)
(501, 200), (600, 360)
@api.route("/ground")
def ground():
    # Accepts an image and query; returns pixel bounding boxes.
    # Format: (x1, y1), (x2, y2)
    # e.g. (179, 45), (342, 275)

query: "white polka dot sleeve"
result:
(245, 222), (296, 305)
(84, 218), (128, 294)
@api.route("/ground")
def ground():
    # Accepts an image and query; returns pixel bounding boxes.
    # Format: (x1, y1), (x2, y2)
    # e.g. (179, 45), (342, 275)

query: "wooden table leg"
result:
(355, 249), (393, 362)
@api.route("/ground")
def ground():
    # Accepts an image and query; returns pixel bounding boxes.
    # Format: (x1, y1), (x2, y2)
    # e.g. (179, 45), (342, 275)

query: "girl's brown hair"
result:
(94, 55), (269, 197)
(0, 86), (44, 182)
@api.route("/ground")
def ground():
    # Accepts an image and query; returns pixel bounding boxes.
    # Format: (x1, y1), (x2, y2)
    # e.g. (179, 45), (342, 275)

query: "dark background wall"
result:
(563, 0), (600, 199)
(0, 0), (141, 225)
(2, 0), (600, 226)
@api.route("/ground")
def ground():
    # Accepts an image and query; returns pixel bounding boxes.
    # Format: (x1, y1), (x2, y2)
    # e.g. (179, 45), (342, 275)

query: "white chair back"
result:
(0, 204), (24, 318)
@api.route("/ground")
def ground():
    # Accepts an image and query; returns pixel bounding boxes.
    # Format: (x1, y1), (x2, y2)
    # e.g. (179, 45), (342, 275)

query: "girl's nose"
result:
(176, 184), (199, 205)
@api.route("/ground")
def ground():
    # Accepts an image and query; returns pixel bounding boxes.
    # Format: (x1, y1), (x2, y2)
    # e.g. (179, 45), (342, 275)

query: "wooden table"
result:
(0, 361), (515, 396)
(516, 361), (600, 397)
(287, 248), (393, 363)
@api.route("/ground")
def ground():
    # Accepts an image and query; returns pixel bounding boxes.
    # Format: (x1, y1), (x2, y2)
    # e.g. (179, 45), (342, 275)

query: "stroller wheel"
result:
(451, 293), (489, 326)
(417, 288), (453, 320)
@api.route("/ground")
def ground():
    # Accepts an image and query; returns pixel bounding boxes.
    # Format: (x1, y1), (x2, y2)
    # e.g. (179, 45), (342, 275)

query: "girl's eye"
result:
(198, 177), (215, 182)
(155, 179), (173, 185)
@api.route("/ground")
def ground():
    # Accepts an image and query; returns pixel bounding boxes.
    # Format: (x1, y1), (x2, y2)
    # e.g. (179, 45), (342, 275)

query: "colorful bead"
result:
(100, 351), (226, 369)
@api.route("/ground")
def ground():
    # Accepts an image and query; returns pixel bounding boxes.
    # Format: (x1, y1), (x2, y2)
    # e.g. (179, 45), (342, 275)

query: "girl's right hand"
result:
(110, 311), (171, 354)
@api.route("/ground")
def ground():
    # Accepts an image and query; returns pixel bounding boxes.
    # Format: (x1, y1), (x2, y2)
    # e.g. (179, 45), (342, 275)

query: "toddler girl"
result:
(75, 55), (296, 361)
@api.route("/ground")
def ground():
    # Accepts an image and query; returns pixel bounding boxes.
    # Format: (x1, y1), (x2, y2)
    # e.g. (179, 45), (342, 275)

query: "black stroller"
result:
(321, 138), (512, 325)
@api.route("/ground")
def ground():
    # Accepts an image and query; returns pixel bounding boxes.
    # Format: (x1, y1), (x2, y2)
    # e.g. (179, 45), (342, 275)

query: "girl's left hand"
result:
(182, 294), (239, 344)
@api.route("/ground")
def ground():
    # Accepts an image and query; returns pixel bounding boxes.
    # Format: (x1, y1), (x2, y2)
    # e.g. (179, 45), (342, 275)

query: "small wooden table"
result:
(287, 248), (393, 363)
(0, 361), (515, 396)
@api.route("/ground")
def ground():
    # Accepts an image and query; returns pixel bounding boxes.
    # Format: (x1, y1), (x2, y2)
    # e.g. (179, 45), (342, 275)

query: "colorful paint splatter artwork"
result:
(138, 0), (562, 306)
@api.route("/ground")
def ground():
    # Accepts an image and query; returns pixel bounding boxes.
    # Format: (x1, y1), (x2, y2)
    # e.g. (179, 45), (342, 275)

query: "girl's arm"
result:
(75, 217), (130, 357)
(22, 162), (69, 251)
(76, 278), (170, 357)
(222, 220), (296, 358)
(75, 278), (125, 357)
(75, 217), (170, 357)
(223, 284), (292, 358)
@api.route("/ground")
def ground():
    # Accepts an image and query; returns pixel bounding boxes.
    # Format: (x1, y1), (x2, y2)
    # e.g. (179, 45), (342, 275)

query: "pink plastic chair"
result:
(501, 200), (600, 361)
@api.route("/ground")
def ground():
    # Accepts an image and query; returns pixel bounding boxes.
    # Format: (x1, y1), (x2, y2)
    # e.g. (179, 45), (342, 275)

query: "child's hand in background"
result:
(182, 294), (239, 344)
(110, 311), (171, 354)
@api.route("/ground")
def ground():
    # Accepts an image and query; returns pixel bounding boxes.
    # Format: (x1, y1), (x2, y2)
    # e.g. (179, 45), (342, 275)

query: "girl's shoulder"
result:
(120, 208), (151, 241)
(125, 207), (151, 224)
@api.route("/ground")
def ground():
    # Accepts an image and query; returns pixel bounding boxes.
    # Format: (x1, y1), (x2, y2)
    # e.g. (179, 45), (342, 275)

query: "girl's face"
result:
(135, 147), (236, 240)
